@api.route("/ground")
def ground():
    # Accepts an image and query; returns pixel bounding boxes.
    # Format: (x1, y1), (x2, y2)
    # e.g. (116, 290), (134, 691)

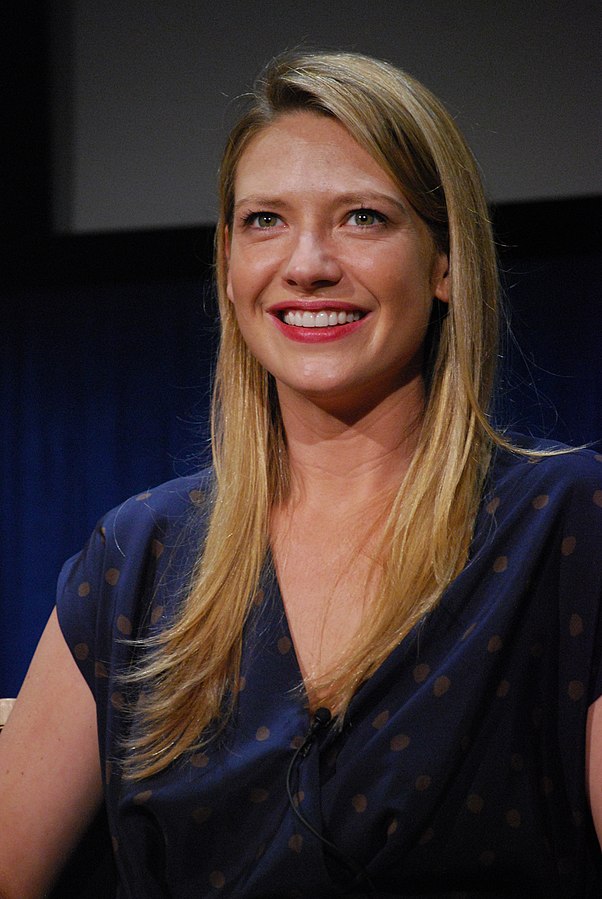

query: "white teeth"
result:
(282, 309), (362, 327)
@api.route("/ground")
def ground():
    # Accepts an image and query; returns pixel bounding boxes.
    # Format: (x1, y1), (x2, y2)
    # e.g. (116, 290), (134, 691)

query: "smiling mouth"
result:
(280, 309), (364, 328)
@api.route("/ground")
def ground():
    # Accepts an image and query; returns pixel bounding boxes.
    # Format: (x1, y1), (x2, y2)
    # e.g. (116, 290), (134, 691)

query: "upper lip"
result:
(267, 299), (368, 314)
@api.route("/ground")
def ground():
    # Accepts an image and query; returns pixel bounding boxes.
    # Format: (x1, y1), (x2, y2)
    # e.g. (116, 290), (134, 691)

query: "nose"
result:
(282, 230), (343, 291)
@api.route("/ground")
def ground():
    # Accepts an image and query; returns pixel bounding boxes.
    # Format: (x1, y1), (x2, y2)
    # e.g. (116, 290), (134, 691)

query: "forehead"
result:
(234, 111), (400, 197)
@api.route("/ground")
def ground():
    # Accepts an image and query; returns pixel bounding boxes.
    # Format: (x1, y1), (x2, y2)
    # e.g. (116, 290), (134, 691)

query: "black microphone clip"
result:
(300, 706), (332, 757)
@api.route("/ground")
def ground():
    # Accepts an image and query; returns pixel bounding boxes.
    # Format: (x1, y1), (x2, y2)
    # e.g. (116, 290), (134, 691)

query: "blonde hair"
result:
(124, 51), (511, 779)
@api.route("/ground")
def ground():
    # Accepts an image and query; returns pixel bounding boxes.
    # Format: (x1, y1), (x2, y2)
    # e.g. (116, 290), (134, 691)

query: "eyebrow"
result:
(233, 191), (409, 215)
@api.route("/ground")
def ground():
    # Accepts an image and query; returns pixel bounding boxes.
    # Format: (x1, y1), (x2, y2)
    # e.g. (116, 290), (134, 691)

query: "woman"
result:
(1, 50), (601, 898)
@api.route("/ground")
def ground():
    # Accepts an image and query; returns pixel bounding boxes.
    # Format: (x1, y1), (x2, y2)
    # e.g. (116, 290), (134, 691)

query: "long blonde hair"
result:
(124, 51), (508, 779)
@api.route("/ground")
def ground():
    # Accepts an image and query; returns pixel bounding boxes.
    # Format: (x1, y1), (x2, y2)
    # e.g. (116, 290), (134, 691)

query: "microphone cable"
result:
(285, 707), (377, 897)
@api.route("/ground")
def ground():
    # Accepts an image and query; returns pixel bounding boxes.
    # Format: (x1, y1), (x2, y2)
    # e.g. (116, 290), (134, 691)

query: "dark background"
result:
(1, 3), (601, 696)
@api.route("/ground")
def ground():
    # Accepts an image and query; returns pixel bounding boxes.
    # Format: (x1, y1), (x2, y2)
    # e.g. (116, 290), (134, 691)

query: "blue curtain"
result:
(1, 276), (216, 695)
(2, 247), (601, 695)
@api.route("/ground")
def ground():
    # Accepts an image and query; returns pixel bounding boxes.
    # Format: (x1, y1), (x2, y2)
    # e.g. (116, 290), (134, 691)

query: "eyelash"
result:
(347, 208), (386, 227)
(238, 207), (387, 230)
(240, 211), (282, 229)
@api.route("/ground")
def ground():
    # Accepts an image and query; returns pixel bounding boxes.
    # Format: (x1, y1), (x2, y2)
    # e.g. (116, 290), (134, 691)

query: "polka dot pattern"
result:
(352, 793), (368, 812)
(54, 453), (602, 895)
(116, 615), (132, 635)
(104, 568), (120, 586)
(561, 536), (577, 556)
(288, 834), (303, 853)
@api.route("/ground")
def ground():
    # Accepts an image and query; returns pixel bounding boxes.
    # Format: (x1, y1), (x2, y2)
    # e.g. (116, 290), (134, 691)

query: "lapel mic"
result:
(285, 707), (377, 896)
(299, 706), (332, 757)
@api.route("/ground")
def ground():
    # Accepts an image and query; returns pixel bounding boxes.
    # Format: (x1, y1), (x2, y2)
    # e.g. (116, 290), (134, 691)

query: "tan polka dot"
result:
(593, 490), (602, 508)
(372, 710), (390, 729)
(506, 808), (521, 828)
(413, 663), (430, 683)
(209, 870), (225, 889)
(133, 790), (152, 805)
(467, 794), (484, 813)
(94, 662), (109, 677)
(479, 850), (495, 867)
(256, 725), (270, 741)
(248, 788), (269, 804)
(496, 679), (510, 698)
(569, 613), (584, 637)
(493, 556), (508, 573)
(292, 790), (304, 808)
(78, 581), (91, 597)
(192, 806), (212, 824)
(150, 605), (164, 625)
(390, 733), (410, 752)
(541, 777), (554, 796)
(568, 680), (585, 701)
(352, 793), (368, 812)
(74, 642), (89, 661)
(105, 568), (120, 586)
(116, 615), (132, 636)
(532, 494), (549, 510)
(190, 752), (209, 768)
(461, 622), (477, 641)
(290, 735), (304, 750)
(511, 753), (524, 771)
(433, 675), (451, 697)
(238, 676), (246, 693)
(415, 775), (432, 792)
(288, 834), (303, 853)
(99, 527), (107, 545)
(387, 817), (398, 836)
(419, 827), (434, 845)
(136, 491), (152, 502)
(487, 635), (503, 653)
(561, 536), (577, 556)
(277, 636), (292, 654)
(110, 692), (125, 710)
(486, 496), (500, 515)
(188, 488), (204, 504)
(595, 455), (602, 463)
(151, 539), (164, 559)
(253, 589), (265, 606)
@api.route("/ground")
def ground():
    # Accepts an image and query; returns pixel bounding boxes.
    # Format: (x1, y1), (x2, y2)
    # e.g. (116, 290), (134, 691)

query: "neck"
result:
(276, 377), (425, 511)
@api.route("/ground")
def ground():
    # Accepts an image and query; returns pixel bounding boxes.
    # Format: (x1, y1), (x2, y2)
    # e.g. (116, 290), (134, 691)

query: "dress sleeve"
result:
(55, 474), (209, 705)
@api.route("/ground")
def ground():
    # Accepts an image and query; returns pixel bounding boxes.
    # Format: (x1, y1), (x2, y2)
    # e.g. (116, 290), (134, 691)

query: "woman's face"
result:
(226, 111), (448, 414)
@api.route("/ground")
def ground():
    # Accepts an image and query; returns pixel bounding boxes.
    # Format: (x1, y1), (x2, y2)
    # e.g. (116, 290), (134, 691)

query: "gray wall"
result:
(52, 0), (602, 232)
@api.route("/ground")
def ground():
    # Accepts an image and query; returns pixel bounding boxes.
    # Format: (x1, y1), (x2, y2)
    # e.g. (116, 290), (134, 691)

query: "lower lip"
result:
(270, 314), (368, 343)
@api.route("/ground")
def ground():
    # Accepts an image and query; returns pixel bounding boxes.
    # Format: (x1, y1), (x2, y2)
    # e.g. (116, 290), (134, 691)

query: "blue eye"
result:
(349, 209), (384, 227)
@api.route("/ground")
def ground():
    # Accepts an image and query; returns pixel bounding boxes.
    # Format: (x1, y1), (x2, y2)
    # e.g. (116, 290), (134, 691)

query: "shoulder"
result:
(90, 468), (212, 559)
(488, 437), (602, 514)
(56, 468), (214, 646)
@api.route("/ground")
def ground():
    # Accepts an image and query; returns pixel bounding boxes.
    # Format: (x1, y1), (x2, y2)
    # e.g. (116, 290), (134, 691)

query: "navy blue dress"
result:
(57, 442), (602, 897)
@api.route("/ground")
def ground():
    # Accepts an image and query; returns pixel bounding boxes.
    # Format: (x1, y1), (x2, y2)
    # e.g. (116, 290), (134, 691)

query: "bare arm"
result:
(586, 695), (602, 849)
(0, 608), (103, 899)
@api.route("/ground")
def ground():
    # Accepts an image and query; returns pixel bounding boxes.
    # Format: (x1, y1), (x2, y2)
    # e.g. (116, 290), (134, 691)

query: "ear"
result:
(432, 252), (449, 304)
(224, 225), (234, 303)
